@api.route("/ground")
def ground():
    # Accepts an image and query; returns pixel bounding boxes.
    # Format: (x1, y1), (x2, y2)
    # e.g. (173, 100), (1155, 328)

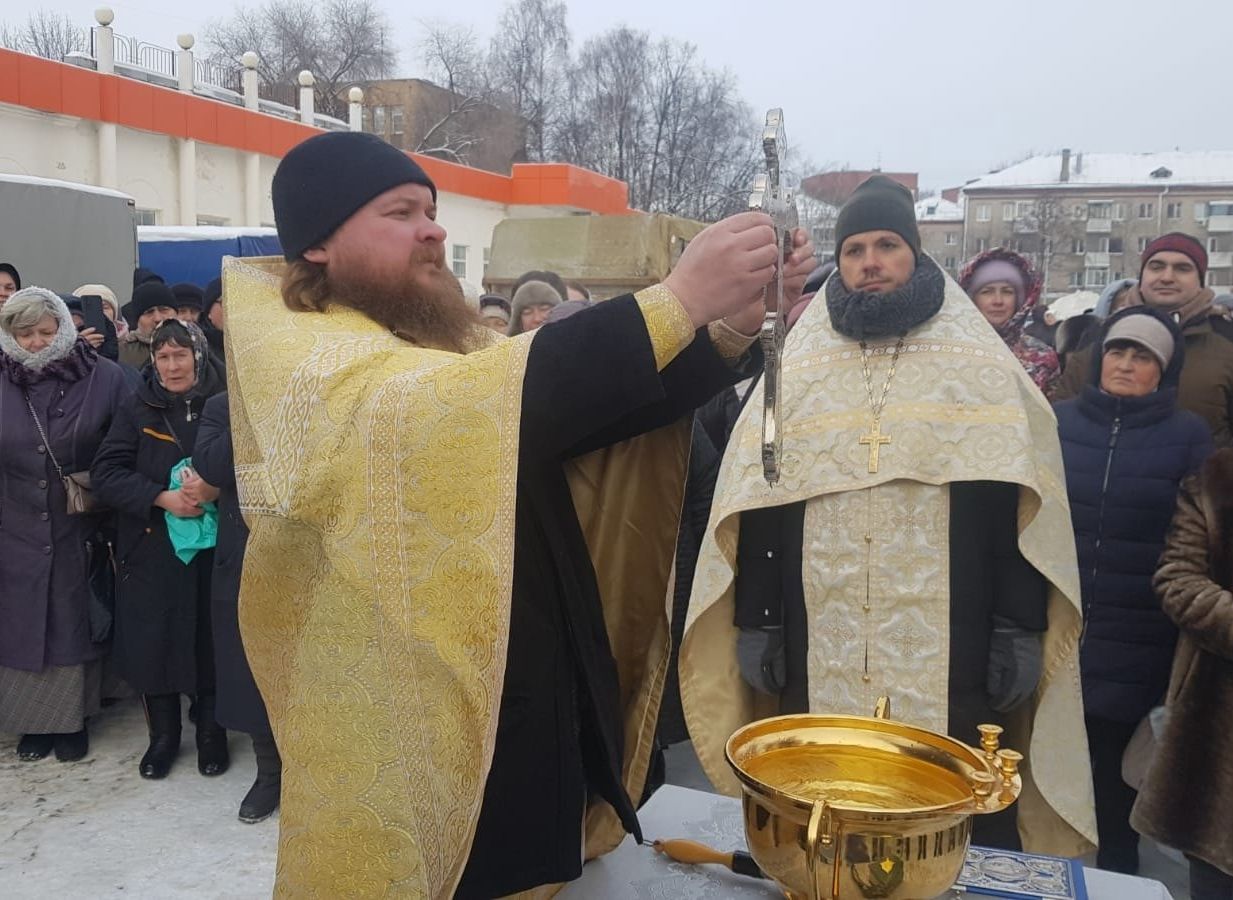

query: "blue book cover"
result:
(956, 845), (1088, 900)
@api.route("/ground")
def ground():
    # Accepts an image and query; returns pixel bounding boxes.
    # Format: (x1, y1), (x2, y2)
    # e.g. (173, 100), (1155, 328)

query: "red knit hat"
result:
(1140, 232), (1207, 285)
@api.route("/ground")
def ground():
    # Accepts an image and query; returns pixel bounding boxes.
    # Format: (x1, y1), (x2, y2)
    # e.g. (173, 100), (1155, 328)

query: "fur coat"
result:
(1131, 447), (1233, 877)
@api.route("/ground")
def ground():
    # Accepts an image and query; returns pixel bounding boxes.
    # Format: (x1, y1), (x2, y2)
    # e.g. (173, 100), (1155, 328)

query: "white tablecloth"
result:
(562, 785), (1173, 899)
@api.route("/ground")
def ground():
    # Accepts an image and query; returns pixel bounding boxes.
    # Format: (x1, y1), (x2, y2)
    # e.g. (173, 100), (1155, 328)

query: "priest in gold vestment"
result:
(681, 176), (1099, 856)
(222, 132), (814, 898)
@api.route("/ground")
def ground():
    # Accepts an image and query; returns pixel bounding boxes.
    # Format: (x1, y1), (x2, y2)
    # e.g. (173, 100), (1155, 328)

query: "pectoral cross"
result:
(859, 421), (891, 473)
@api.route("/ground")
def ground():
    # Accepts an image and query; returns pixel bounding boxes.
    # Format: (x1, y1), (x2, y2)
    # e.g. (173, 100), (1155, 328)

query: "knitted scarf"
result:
(825, 255), (946, 339)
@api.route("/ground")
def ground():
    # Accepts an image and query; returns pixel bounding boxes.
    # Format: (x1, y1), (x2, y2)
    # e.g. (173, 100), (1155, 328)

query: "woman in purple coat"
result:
(0, 288), (130, 762)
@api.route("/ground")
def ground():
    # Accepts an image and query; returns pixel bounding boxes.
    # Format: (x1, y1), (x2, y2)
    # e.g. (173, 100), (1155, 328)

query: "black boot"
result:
(195, 694), (230, 776)
(54, 728), (89, 762)
(16, 733), (55, 761)
(139, 693), (181, 779)
(238, 733), (282, 824)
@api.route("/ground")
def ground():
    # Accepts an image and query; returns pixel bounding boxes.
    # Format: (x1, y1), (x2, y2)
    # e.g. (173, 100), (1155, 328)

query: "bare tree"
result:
(204, 0), (395, 118)
(0, 10), (87, 60)
(551, 27), (760, 221)
(488, 0), (569, 161)
(411, 21), (488, 163)
(1013, 193), (1081, 295)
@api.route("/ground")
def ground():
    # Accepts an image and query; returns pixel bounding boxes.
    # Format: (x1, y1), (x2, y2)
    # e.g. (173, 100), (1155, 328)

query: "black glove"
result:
(737, 626), (786, 695)
(986, 616), (1044, 713)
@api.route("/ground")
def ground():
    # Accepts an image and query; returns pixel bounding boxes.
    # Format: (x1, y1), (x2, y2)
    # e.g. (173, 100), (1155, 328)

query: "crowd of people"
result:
(1, 136), (1231, 899)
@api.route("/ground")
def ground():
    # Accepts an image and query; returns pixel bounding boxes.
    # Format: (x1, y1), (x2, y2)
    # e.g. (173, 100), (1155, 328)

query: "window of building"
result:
(373, 105), (387, 133)
(1167, 202), (1183, 219)
(976, 238), (987, 252)
(134, 208), (158, 226)
(451, 244), (468, 278)
(1086, 268), (1110, 288)
(1002, 202), (1014, 221)
(945, 256), (956, 270)
(1016, 201), (1033, 219)
(1071, 238), (1085, 255)
(944, 232), (957, 245)
(1095, 237), (1109, 253)
(1211, 270), (1228, 287)
(1088, 202), (1112, 220)
(1138, 236), (1150, 252)
(1210, 237), (1220, 253)
(1138, 202), (1155, 219)
(1112, 203), (1126, 221)
(390, 106), (404, 142)
(1069, 270), (1083, 288)
(196, 214), (229, 226)
(1109, 237), (1124, 253)
(1209, 202), (1233, 217)
(1073, 205), (1086, 219)
(1196, 202), (1208, 221)
(976, 204), (991, 222)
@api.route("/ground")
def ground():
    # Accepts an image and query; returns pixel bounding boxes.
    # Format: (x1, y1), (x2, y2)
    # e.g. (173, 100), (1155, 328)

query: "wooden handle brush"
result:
(650, 838), (765, 879)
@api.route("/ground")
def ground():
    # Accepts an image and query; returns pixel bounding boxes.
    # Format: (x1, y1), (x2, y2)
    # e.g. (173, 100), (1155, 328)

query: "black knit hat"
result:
(130, 281), (178, 320)
(834, 175), (921, 260)
(133, 267), (164, 290)
(171, 282), (204, 311)
(203, 277), (222, 315)
(272, 132), (438, 261)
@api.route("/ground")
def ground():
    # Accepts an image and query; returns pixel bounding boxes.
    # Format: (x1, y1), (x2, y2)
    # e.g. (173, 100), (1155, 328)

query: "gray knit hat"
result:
(1103, 313), (1175, 370)
(834, 175), (921, 259)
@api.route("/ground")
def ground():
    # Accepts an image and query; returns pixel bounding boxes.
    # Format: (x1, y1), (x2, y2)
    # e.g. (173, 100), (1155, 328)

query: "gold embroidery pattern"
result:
(634, 284), (694, 370)
(223, 257), (532, 897)
(707, 319), (758, 361)
(680, 273), (1097, 857)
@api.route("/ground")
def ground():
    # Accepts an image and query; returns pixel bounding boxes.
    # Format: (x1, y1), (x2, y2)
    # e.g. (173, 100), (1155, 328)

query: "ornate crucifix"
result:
(859, 420), (891, 473)
(748, 109), (799, 486)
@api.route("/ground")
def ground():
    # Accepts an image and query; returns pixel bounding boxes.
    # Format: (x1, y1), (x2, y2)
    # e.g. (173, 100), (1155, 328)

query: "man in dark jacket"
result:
(1055, 306), (1212, 874)
(190, 393), (281, 823)
(1057, 233), (1233, 447)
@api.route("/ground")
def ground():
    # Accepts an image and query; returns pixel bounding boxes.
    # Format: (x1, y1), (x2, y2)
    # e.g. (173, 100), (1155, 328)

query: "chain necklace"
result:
(857, 337), (905, 473)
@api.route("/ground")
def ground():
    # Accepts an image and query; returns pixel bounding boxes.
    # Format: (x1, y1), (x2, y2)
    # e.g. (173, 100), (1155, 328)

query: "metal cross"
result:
(858, 420), (891, 473)
(748, 109), (799, 485)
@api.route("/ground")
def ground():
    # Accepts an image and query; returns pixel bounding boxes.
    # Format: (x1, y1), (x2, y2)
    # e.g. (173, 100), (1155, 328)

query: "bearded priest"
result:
(222, 131), (814, 898)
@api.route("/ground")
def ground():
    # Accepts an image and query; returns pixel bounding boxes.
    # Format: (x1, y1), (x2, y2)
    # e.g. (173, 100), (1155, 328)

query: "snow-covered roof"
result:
(0, 172), (133, 201)
(915, 197), (964, 221)
(138, 226), (279, 241)
(964, 151), (1233, 191)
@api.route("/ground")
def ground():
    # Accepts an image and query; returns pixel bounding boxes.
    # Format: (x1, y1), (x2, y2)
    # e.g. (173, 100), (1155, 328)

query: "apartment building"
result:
(962, 150), (1233, 295)
(916, 196), (964, 278)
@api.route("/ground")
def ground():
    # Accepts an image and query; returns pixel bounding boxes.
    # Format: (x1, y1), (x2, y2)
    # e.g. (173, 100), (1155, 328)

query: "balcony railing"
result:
(1085, 218), (1113, 234)
(1085, 252), (1111, 268)
(1208, 252), (1233, 269)
(1207, 215), (1233, 233)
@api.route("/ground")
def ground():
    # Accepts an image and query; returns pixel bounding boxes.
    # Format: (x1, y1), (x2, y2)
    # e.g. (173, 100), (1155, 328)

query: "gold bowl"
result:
(725, 700), (1022, 899)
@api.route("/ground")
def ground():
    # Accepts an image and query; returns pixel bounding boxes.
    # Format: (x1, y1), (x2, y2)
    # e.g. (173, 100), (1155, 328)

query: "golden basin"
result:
(725, 700), (1022, 899)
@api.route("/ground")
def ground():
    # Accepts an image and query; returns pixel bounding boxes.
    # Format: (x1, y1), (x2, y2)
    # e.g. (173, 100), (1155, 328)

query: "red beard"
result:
(329, 248), (480, 354)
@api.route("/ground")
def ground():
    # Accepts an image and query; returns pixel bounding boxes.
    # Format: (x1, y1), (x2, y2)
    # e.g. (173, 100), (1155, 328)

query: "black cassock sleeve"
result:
(192, 394), (234, 490)
(517, 294), (760, 461)
(91, 401), (165, 518)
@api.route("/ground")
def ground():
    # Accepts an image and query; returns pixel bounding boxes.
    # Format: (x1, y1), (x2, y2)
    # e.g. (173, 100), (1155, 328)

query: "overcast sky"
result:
(4, 0), (1231, 191)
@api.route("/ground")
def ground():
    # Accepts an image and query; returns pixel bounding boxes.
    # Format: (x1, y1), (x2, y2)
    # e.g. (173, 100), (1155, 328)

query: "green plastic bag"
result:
(165, 457), (218, 565)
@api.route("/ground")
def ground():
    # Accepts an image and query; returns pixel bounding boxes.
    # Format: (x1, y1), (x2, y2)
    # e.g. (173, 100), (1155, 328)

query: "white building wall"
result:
(0, 101), (521, 246)
(437, 195), (508, 289)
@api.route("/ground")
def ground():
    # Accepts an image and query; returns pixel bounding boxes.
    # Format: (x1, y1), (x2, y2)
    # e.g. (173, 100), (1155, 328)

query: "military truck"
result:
(483, 212), (705, 300)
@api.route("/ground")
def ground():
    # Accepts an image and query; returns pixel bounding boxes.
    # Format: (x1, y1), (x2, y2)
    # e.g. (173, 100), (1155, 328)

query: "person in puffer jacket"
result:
(1055, 305), (1213, 875)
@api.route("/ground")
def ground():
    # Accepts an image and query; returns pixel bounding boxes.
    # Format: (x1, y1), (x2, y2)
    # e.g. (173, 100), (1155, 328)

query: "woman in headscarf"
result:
(0, 288), (129, 762)
(91, 318), (228, 780)
(960, 248), (1061, 398)
(73, 283), (129, 340)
